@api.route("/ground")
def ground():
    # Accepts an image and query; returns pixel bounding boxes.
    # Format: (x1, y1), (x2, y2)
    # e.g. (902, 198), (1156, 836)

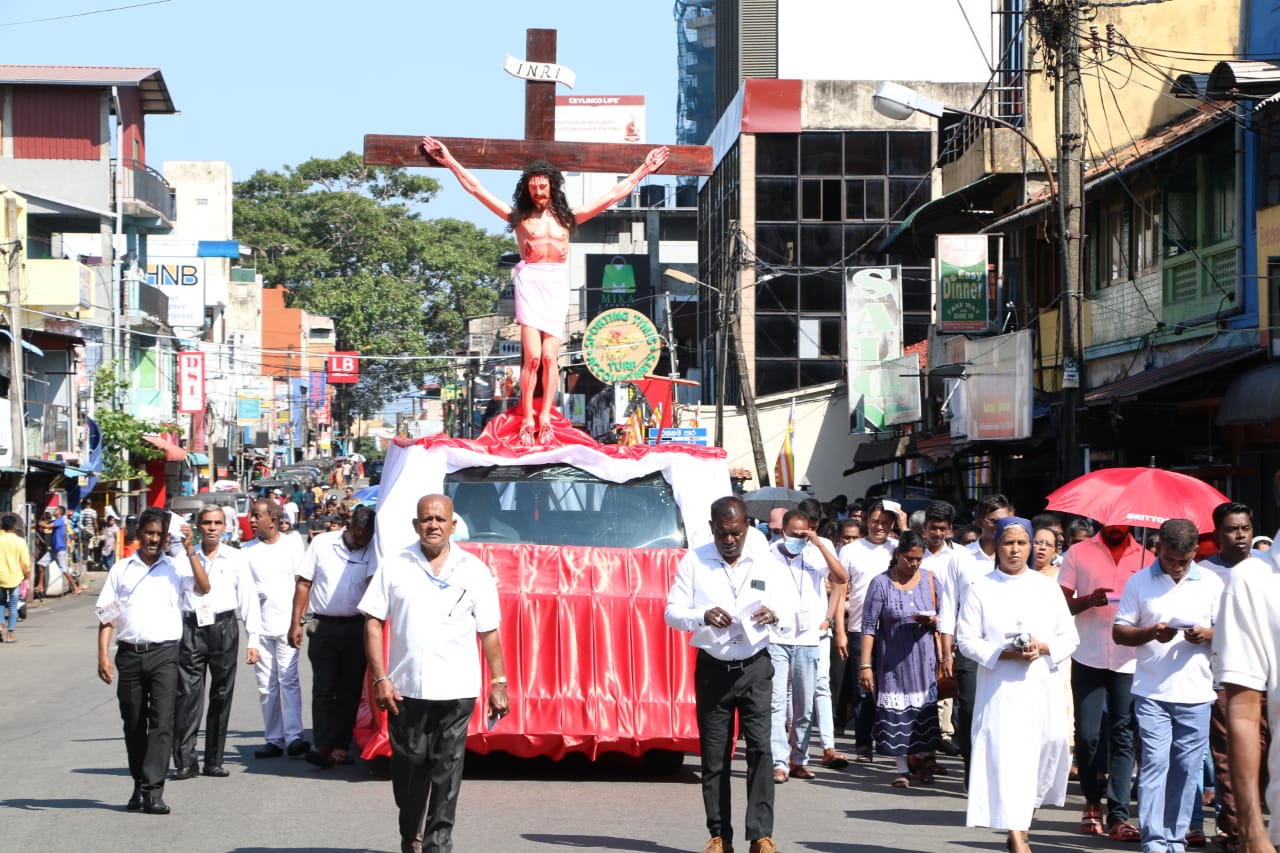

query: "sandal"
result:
(1106, 821), (1141, 842)
(891, 774), (910, 788)
(1185, 826), (1207, 848)
(854, 749), (873, 763)
(1079, 803), (1104, 835)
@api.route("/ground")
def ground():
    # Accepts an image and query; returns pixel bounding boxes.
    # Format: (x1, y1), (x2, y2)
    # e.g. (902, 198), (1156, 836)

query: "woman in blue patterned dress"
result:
(858, 529), (941, 787)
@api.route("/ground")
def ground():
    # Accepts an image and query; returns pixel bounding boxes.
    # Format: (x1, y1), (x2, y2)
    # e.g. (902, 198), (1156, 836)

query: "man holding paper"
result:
(665, 496), (795, 853)
(1113, 518), (1222, 853)
(360, 494), (508, 853)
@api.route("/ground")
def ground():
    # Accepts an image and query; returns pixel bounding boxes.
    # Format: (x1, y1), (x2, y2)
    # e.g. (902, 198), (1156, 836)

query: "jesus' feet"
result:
(536, 416), (554, 446)
(519, 417), (537, 447)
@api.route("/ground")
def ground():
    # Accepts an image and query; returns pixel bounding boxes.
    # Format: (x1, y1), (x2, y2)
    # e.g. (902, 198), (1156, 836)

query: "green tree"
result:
(92, 363), (173, 482)
(233, 152), (514, 418)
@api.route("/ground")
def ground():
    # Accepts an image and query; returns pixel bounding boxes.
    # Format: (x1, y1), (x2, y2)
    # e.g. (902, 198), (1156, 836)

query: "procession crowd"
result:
(668, 490), (1280, 853)
(3, 468), (1278, 853)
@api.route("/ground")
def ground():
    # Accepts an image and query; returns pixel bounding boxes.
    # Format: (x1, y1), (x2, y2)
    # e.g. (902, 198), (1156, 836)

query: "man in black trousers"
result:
(171, 506), (262, 779)
(664, 496), (792, 853)
(96, 507), (210, 814)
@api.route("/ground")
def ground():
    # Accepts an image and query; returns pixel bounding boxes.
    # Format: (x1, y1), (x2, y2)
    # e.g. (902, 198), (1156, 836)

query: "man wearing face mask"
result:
(767, 510), (848, 783)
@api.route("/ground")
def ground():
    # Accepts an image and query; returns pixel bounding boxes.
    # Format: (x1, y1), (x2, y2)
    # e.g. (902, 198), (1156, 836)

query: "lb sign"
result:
(582, 308), (661, 383)
(327, 352), (360, 384)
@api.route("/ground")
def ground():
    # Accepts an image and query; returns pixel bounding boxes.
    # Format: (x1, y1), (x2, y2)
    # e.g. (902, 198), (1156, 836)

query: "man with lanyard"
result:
(244, 499), (310, 760)
(171, 506), (263, 780)
(838, 499), (898, 761)
(665, 496), (794, 853)
(96, 507), (210, 814)
(939, 494), (1014, 784)
(361, 494), (508, 853)
(290, 503), (376, 768)
(768, 508), (848, 783)
(1058, 522), (1148, 841)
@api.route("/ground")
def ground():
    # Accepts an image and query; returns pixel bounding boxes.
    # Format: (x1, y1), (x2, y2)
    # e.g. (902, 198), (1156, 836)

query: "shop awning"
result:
(141, 434), (188, 462)
(844, 435), (914, 475)
(26, 458), (88, 477)
(188, 452), (210, 466)
(1217, 362), (1280, 425)
(1084, 345), (1264, 406)
(0, 328), (44, 356)
(877, 174), (1008, 256)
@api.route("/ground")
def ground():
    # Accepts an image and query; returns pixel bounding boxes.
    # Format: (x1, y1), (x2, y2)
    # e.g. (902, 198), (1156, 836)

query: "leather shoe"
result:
(286, 738), (310, 757)
(304, 748), (335, 768)
(938, 737), (961, 756)
(202, 764), (230, 777)
(748, 838), (776, 853)
(141, 795), (170, 815)
(254, 743), (284, 759)
(789, 763), (816, 779)
(170, 764), (198, 781)
(126, 786), (142, 812)
(701, 836), (734, 853)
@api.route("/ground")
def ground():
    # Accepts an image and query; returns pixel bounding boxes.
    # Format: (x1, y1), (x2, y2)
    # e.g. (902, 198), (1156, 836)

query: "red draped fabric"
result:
(353, 543), (700, 760)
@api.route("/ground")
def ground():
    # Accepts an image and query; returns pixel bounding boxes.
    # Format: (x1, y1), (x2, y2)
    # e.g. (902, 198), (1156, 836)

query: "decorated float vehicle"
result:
(355, 406), (729, 767)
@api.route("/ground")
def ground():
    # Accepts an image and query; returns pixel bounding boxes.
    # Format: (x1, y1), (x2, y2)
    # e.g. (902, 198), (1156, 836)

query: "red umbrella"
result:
(1044, 467), (1229, 533)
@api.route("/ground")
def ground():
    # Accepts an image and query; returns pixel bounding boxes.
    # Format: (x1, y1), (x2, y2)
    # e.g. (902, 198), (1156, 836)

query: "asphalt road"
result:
(1, 574), (1206, 852)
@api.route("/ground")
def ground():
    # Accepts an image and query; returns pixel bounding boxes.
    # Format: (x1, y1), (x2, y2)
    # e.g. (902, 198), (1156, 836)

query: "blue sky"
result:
(2, 0), (680, 231)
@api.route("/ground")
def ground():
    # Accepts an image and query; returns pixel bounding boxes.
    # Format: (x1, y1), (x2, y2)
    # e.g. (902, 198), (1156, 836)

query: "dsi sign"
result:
(327, 352), (360, 384)
(146, 258), (206, 328)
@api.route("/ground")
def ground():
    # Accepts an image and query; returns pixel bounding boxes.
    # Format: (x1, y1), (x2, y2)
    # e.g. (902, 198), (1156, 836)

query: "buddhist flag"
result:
(622, 406), (646, 446)
(774, 399), (797, 488)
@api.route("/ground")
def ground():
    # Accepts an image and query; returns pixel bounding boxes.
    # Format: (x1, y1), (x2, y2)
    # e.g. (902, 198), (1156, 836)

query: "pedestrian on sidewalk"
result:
(0, 513), (31, 643)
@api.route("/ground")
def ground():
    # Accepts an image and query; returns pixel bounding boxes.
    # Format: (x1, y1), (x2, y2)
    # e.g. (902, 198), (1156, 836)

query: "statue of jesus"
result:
(421, 136), (669, 446)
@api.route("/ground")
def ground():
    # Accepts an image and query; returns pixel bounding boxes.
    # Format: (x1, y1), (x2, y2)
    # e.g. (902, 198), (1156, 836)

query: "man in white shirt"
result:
(1215, 535), (1280, 853)
(1202, 501), (1273, 849)
(1114, 519), (1222, 853)
(171, 507), (263, 780)
(920, 500), (962, 756)
(362, 494), (508, 853)
(96, 508), (210, 815)
(838, 499), (899, 761)
(244, 499), (310, 760)
(767, 509), (847, 783)
(290, 504), (376, 768)
(939, 494), (1013, 783)
(665, 496), (792, 853)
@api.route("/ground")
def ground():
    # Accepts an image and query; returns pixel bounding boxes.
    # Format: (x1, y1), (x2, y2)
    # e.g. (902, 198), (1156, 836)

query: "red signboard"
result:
(327, 351), (360, 384)
(177, 351), (205, 414)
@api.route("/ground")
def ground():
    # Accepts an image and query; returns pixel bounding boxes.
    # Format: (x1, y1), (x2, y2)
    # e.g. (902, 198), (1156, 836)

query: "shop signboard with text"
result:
(937, 234), (990, 333)
(845, 265), (903, 432)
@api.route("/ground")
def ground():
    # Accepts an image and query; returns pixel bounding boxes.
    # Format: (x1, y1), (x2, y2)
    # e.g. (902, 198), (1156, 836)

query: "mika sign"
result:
(327, 352), (360, 384)
(845, 266), (903, 432)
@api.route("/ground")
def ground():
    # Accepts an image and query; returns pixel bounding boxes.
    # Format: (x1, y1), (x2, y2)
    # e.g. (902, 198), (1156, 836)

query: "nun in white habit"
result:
(957, 515), (1079, 853)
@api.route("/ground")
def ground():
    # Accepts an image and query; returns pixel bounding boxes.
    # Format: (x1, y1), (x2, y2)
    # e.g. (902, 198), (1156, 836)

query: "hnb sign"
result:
(146, 258), (206, 329)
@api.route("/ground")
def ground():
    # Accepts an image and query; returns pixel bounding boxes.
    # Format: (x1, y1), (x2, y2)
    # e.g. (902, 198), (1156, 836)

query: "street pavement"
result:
(1, 577), (1213, 852)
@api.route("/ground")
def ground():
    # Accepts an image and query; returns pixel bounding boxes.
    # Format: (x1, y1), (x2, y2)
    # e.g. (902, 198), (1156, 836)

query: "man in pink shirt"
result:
(1058, 524), (1149, 841)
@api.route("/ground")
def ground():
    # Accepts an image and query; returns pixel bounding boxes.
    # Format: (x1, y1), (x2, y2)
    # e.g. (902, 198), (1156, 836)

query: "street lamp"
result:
(871, 81), (1079, 481)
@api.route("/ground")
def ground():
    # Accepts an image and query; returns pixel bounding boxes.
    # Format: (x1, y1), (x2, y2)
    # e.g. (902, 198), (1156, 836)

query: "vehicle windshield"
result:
(445, 464), (686, 548)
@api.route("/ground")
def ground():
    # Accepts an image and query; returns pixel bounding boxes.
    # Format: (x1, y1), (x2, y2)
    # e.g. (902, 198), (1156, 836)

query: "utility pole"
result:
(1034, 0), (1085, 482)
(731, 237), (770, 487)
(5, 194), (25, 515)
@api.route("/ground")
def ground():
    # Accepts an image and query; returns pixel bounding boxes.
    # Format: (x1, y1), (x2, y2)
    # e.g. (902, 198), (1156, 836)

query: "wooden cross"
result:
(363, 28), (713, 175)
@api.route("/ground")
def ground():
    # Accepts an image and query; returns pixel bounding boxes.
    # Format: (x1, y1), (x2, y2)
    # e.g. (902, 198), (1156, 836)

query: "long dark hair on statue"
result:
(509, 160), (576, 235)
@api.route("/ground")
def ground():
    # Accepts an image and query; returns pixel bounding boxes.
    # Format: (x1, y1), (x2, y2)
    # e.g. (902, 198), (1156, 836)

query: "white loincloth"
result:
(514, 261), (570, 342)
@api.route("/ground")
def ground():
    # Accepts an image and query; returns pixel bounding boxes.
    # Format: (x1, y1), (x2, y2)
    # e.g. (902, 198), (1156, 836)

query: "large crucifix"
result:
(364, 28), (712, 446)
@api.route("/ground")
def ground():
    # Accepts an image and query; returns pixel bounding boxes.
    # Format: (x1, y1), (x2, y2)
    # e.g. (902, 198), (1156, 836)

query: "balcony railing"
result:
(111, 158), (176, 221)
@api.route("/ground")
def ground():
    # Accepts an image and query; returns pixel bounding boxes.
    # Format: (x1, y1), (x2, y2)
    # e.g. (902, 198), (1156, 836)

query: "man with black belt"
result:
(361, 494), (508, 853)
(96, 507), (210, 814)
(290, 503), (376, 768)
(665, 496), (794, 853)
(172, 506), (262, 780)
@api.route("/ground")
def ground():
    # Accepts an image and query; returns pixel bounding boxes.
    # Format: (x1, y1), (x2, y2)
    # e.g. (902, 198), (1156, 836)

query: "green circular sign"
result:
(582, 308), (661, 383)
